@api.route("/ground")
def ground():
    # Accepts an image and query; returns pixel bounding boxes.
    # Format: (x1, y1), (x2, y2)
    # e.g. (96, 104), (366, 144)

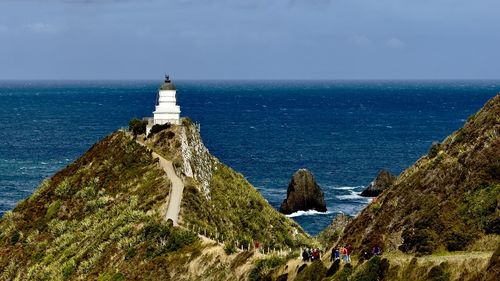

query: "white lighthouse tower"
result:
(145, 75), (181, 136)
(153, 75), (180, 125)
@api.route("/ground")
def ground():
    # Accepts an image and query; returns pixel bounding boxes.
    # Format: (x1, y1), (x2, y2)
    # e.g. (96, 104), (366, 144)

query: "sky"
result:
(1, 0), (500, 80)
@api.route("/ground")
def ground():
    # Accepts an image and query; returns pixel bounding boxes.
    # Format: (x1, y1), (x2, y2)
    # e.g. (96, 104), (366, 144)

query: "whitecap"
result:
(336, 191), (369, 201)
(286, 209), (333, 218)
(332, 186), (362, 191)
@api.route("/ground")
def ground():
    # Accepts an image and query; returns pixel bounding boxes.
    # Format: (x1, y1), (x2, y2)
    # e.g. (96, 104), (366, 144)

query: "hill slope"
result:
(0, 121), (310, 280)
(340, 94), (500, 254)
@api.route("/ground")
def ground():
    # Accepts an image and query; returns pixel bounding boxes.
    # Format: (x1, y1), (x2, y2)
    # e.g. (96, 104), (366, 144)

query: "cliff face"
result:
(0, 120), (311, 280)
(339, 94), (500, 254)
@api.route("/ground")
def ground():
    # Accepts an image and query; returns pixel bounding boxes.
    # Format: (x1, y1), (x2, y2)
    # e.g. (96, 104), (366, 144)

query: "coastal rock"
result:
(360, 170), (396, 197)
(279, 169), (327, 214)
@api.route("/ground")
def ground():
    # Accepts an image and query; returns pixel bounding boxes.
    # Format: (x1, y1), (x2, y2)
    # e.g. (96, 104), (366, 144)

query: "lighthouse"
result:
(153, 75), (181, 125)
(145, 75), (181, 136)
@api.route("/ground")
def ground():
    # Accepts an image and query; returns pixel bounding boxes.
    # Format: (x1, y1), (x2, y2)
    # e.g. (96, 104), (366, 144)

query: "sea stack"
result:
(360, 169), (396, 197)
(279, 169), (327, 214)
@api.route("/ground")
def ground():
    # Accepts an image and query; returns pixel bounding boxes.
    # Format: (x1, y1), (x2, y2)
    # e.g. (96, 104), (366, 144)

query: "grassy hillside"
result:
(339, 94), (500, 255)
(0, 132), (199, 280)
(145, 120), (312, 249)
(0, 120), (312, 280)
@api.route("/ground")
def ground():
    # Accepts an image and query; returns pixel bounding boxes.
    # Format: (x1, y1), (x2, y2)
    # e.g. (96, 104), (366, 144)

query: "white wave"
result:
(286, 209), (333, 218)
(336, 191), (369, 201)
(332, 186), (363, 191)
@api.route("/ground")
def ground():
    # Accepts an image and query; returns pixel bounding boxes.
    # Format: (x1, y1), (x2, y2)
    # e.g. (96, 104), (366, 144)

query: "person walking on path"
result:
(331, 247), (340, 262)
(302, 248), (310, 262)
(346, 245), (353, 263)
(341, 246), (348, 263)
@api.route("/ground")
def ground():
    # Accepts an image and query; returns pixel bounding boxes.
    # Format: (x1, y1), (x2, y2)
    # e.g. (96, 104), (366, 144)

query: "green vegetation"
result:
(182, 162), (311, 249)
(350, 256), (390, 281)
(0, 132), (198, 280)
(295, 260), (327, 281)
(338, 94), (500, 255)
(128, 118), (147, 136)
(249, 256), (285, 281)
(149, 123), (171, 136)
(333, 263), (353, 281)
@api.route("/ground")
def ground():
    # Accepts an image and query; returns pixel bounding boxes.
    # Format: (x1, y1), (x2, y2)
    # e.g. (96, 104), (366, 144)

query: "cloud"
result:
(349, 35), (371, 47)
(384, 38), (405, 49)
(25, 23), (62, 34)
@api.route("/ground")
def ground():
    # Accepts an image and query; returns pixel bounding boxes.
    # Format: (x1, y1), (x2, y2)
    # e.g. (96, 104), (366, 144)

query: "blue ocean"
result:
(1, 80), (499, 235)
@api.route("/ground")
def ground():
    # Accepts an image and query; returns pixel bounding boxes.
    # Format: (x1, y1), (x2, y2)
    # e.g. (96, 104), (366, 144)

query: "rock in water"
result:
(279, 169), (327, 214)
(360, 170), (396, 197)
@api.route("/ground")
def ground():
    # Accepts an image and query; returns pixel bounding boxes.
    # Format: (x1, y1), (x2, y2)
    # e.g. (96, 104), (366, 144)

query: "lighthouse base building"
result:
(145, 76), (181, 135)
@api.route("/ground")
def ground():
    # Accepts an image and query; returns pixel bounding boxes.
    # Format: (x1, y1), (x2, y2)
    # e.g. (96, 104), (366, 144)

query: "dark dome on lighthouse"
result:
(160, 75), (176, 90)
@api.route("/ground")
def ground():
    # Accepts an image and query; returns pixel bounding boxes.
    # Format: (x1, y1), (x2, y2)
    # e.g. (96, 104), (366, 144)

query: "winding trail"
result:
(133, 136), (184, 226)
(152, 151), (184, 226)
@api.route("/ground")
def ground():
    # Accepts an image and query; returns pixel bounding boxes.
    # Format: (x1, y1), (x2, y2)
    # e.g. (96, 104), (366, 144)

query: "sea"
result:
(1, 80), (499, 235)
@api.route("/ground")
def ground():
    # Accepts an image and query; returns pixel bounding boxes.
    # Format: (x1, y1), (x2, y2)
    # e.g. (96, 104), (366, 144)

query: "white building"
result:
(145, 76), (181, 135)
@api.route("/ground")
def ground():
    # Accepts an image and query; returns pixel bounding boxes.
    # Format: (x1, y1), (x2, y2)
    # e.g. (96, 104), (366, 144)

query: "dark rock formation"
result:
(279, 169), (327, 214)
(360, 170), (396, 197)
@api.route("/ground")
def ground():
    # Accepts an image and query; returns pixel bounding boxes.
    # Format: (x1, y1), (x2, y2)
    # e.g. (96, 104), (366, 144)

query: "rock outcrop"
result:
(360, 170), (396, 197)
(279, 169), (327, 214)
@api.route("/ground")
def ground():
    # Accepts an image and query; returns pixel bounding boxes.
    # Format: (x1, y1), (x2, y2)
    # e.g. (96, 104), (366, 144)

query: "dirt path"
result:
(132, 135), (184, 226)
(151, 151), (184, 226)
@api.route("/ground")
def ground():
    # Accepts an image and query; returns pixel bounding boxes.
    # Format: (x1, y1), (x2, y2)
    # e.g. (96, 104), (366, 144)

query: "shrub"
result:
(351, 256), (390, 281)
(224, 242), (237, 255)
(62, 258), (77, 279)
(400, 227), (439, 255)
(428, 141), (441, 158)
(444, 228), (473, 251)
(295, 260), (327, 281)
(149, 123), (171, 136)
(10, 230), (20, 245)
(333, 263), (353, 281)
(426, 262), (450, 281)
(249, 256), (285, 281)
(45, 200), (61, 220)
(128, 118), (147, 136)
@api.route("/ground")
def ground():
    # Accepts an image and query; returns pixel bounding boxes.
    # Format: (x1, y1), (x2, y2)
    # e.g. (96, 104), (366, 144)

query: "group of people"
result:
(331, 245), (353, 263)
(302, 248), (321, 262)
(302, 244), (383, 264)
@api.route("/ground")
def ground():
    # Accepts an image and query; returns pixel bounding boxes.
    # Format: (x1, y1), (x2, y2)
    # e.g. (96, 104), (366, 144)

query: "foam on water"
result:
(286, 210), (334, 218)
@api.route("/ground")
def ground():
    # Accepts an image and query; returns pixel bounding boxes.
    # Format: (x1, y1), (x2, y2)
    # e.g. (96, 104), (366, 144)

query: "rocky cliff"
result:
(339, 94), (500, 255)
(279, 169), (327, 214)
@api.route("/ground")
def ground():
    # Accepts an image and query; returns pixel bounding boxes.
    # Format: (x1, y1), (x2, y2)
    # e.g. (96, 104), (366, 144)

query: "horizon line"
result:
(1, 78), (500, 82)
